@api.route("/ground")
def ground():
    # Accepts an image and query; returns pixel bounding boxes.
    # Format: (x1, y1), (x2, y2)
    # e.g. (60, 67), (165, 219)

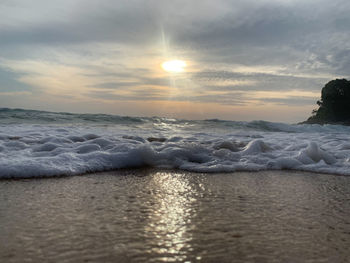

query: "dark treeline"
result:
(304, 79), (350, 125)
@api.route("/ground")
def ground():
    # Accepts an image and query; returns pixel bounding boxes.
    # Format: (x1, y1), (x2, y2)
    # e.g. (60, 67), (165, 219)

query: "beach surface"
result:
(1, 169), (349, 262)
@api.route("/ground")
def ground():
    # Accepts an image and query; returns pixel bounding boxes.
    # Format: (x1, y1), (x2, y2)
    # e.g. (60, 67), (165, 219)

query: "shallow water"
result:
(1, 170), (349, 262)
(1, 108), (350, 178)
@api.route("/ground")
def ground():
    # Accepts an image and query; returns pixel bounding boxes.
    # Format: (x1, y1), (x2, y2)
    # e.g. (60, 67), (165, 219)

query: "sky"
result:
(0, 0), (350, 123)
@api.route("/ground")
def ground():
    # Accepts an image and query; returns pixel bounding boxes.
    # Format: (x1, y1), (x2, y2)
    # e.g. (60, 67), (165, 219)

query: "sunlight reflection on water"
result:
(145, 172), (197, 262)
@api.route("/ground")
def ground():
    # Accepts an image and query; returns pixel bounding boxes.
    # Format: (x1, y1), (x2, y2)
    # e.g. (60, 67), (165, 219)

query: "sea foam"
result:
(0, 109), (350, 178)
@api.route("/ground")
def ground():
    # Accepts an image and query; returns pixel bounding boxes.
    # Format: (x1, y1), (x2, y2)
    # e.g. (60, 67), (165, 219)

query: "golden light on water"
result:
(144, 172), (197, 261)
(161, 60), (187, 73)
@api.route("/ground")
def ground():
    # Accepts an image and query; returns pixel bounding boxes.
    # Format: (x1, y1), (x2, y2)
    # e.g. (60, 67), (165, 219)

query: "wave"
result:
(1, 108), (350, 133)
(0, 108), (148, 125)
(0, 115), (350, 178)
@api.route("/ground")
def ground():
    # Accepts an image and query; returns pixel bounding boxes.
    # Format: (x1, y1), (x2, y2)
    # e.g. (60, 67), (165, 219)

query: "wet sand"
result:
(1, 169), (350, 262)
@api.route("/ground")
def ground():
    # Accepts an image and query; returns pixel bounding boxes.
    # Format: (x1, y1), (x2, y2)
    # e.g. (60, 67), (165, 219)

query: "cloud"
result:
(193, 70), (328, 92)
(0, 67), (33, 92)
(0, 0), (349, 122)
(261, 97), (316, 106)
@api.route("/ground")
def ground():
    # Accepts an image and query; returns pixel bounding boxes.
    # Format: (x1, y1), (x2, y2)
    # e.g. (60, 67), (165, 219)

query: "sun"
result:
(161, 60), (187, 73)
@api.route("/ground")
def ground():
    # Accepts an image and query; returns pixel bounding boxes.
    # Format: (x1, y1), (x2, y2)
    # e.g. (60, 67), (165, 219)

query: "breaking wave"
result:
(0, 108), (350, 178)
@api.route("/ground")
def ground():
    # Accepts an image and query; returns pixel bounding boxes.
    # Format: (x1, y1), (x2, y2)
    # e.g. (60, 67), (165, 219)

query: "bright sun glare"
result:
(161, 60), (187, 73)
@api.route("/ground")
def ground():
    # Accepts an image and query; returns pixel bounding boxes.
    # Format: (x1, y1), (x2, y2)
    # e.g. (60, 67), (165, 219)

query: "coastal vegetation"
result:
(305, 79), (350, 125)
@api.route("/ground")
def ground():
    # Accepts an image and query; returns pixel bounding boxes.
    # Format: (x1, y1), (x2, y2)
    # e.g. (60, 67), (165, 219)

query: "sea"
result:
(1, 108), (350, 178)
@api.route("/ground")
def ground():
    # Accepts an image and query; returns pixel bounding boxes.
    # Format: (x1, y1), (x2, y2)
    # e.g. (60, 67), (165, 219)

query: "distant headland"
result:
(302, 79), (350, 125)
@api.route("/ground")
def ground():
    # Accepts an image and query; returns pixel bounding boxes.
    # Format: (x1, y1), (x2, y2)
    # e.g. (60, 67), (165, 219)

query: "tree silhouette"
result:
(306, 79), (350, 124)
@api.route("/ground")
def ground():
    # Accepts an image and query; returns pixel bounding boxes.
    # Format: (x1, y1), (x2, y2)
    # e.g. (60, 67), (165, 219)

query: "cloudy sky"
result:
(1, 0), (349, 122)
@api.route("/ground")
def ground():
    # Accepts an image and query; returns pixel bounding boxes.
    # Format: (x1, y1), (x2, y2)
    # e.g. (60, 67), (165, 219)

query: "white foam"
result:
(33, 143), (60, 152)
(0, 121), (349, 178)
(76, 144), (101, 154)
(241, 140), (272, 155)
(297, 142), (337, 165)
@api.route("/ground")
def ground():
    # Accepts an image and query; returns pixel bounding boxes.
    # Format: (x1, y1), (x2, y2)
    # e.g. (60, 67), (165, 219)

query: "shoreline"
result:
(0, 167), (346, 181)
(1, 169), (349, 262)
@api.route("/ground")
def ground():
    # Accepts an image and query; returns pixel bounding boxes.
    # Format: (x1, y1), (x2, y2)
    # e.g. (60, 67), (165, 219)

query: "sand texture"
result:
(1, 169), (350, 262)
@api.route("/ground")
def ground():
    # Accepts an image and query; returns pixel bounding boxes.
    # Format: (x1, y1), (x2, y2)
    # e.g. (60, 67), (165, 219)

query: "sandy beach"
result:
(0, 169), (349, 262)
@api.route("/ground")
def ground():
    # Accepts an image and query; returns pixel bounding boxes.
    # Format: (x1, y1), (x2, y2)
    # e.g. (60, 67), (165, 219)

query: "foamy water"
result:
(1, 108), (350, 178)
